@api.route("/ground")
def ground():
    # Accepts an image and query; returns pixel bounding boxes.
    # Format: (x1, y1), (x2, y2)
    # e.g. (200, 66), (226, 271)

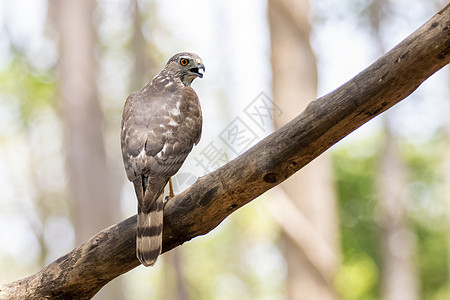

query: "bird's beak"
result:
(190, 63), (205, 78)
(198, 63), (205, 78)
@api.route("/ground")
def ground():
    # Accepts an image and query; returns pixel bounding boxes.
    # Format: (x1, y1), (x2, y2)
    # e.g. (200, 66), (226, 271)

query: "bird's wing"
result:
(121, 84), (202, 208)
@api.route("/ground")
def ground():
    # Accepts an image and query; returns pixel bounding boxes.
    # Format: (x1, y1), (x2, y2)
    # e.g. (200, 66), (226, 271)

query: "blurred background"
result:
(0, 0), (449, 299)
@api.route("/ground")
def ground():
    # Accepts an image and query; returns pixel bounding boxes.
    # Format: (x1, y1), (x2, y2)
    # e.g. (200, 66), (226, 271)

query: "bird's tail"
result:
(136, 193), (164, 267)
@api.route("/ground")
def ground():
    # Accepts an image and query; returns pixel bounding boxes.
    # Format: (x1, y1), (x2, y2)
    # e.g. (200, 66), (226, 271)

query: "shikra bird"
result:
(121, 52), (204, 266)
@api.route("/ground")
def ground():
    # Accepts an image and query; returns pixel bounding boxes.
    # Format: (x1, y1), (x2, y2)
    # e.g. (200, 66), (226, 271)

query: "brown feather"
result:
(121, 52), (204, 266)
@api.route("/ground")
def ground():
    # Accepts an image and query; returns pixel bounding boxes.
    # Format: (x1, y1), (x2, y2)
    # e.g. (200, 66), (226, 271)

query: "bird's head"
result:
(165, 52), (205, 86)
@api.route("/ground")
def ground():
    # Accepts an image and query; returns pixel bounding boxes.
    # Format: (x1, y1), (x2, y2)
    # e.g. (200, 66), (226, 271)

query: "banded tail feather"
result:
(137, 193), (164, 266)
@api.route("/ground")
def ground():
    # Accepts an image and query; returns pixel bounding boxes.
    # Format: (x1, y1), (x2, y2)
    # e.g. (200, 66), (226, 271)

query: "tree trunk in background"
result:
(131, 0), (155, 90)
(163, 251), (189, 300)
(368, 1), (419, 298)
(377, 125), (419, 300)
(52, 0), (122, 299)
(268, 0), (340, 298)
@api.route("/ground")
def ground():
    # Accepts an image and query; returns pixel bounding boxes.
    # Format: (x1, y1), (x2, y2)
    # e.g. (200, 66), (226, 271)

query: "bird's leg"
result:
(164, 177), (175, 205)
(169, 177), (175, 198)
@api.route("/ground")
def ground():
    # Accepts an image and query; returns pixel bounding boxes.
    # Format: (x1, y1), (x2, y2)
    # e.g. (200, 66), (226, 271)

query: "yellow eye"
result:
(180, 58), (189, 66)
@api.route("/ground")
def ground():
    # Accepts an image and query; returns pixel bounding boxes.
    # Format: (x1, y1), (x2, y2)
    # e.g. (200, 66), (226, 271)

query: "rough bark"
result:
(268, 0), (340, 298)
(0, 4), (449, 299)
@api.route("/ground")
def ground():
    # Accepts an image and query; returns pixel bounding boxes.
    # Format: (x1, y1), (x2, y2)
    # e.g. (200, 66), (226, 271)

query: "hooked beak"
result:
(190, 63), (205, 78)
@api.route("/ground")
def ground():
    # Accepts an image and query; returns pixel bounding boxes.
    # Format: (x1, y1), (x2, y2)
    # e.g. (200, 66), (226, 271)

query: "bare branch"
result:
(1, 4), (449, 299)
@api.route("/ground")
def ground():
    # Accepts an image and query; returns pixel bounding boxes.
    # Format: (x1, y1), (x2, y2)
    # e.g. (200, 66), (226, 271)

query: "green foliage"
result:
(0, 54), (56, 128)
(415, 225), (448, 300)
(333, 136), (382, 299)
(335, 252), (378, 300)
(333, 132), (449, 299)
(403, 137), (449, 299)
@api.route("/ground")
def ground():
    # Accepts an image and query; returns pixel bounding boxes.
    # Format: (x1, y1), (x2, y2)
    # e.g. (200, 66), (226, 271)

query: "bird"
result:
(121, 52), (204, 266)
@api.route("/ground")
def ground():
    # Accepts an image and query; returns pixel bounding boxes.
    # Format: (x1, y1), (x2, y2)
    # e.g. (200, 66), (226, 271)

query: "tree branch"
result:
(1, 4), (449, 299)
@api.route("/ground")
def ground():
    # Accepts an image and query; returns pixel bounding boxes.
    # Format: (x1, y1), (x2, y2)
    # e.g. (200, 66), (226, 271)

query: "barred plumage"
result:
(121, 53), (204, 266)
(136, 194), (163, 266)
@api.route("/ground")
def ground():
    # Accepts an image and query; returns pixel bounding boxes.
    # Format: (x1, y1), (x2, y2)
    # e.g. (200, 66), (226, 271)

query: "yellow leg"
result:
(169, 177), (175, 198)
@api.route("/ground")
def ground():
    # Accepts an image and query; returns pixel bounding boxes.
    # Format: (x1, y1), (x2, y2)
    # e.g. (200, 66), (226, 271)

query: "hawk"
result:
(121, 52), (204, 266)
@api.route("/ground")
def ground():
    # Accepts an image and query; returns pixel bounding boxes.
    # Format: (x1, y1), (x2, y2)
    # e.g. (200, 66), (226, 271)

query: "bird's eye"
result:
(180, 58), (189, 66)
